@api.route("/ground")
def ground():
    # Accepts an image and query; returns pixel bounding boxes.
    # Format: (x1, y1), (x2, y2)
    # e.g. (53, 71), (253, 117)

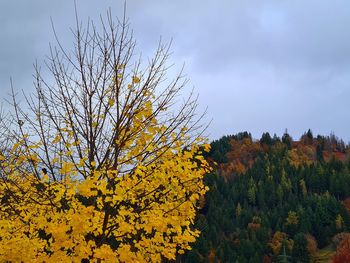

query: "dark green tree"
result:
(292, 233), (310, 263)
(260, 132), (273, 146)
(282, 130), (293, 149)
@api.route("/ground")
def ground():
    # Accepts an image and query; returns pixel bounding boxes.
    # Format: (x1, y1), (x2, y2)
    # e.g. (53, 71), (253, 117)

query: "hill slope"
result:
(182, 131), (350, 263)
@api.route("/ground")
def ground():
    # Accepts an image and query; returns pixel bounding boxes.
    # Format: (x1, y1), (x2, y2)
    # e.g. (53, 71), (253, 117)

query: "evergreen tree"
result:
(292, 233), (310, 263)
(260, 132), (273, 146)
(282, 130), (293, 149)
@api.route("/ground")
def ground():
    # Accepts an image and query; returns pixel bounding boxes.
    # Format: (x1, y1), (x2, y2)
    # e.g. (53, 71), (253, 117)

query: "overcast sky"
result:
(1, 0), (350, 141)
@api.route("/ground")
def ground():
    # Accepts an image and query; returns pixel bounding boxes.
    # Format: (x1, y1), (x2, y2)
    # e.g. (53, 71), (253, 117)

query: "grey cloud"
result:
(140, 0), (350, 73)
(0, 0), (350, 141)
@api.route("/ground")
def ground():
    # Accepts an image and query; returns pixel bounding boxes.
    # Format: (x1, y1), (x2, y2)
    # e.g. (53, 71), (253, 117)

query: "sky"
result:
(1, 0), (350, 141)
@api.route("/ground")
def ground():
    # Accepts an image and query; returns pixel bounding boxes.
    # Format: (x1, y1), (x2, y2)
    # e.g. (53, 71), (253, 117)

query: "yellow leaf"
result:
(108, 99), (115, 107)
(12, 142), (21, 151)
(132, 76), (140, 84)
(52, 134), (61, 144)
(60, 162), (75, 174)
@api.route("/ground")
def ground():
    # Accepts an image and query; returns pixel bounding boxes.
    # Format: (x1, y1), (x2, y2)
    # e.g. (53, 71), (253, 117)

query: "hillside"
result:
(182, 130), (350, 263)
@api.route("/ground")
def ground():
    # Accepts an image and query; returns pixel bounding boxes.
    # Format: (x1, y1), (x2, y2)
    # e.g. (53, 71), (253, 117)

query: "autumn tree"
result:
(335, 214), (344, 230)
(332, 234), (350, 263)
(269, 232), (293, 256)
(305, 234), (318, 260)
(0, 9), (210, 262)
(285, 211), (298, 226)
(235, 202), (242, 218)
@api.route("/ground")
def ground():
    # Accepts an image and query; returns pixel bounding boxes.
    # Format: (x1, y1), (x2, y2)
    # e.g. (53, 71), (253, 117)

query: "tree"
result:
(260, 132), (273, 146)
(247, 184), (257, 204)
(305, 234), (318, 260)
(236, 202), (242, 218)
(300, 129), (313, 145)
(0, 10), (210, 262)
(262, 255), (272, 263)
(335, 214), (344, 230)
(247, 177), (257, 204)
(269, 232), (293, 256)
(282, 130), (292, 149)
(332, 234), (350, 263)
(285, 211), (299, 226)
(299, 179), (307, 197)
(291, 233), (310, 263)
(285, 211), (299, 236)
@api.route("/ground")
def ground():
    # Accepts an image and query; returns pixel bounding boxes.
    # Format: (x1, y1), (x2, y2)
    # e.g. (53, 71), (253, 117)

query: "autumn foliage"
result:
(305, 234), (318, 259)
(332, 235), (350, 263)
(0, 140), (210, 262)
(183, 131), (350, 262)
(211, 130), (350, 182)
(219, 136), (262, 179)
(269, 231), (293, 256)
(0, 11), (210, 262)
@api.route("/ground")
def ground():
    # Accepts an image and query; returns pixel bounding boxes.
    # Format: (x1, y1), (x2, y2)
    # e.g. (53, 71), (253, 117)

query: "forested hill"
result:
(182, 130), (350, 263)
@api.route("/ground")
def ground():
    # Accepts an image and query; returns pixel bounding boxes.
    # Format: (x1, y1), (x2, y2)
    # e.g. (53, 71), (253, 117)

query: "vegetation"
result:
(183, 130), (350, 262)
(0, 6), (349, 263)
(0, 12), (210, 262)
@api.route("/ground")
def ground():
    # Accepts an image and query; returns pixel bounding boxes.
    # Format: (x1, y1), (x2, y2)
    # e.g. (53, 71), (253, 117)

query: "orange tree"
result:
(0, 11), (210, 262)
(332, 234), (350, 263)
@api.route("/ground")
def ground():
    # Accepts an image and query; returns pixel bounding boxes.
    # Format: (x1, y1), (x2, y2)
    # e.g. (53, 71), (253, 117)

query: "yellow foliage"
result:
(269, 231), (294, 256)
(0, 98), (211, 262)
(132, 76), (140, 84)
(285, 211), (299, 226)
(287, 144), (315, 167)
(335, 214), (344, 230)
